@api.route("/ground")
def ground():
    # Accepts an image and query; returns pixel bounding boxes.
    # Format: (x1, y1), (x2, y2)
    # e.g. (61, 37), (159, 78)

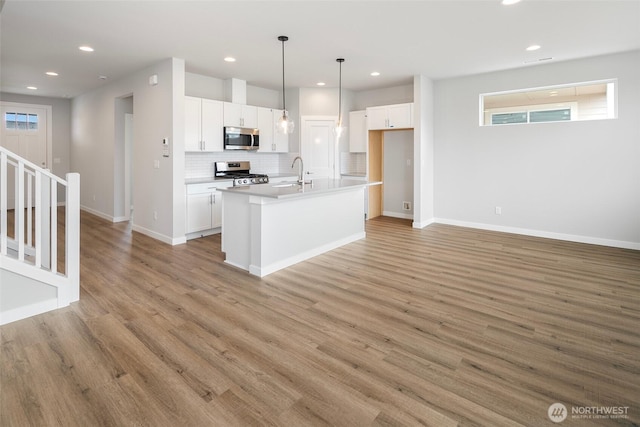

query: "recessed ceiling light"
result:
(27, 86), (37, 90)
(224, 57), (236, 62)
(46, 71), (59, 76)
(502, 0), (521, 5)
(526, 44), (541, 51)
(370, 71), (380, 77)
(316, 82), (326, 86)
(79, 46), (94, 52)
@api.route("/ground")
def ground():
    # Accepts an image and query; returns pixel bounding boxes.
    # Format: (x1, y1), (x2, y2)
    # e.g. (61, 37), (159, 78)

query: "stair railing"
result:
(0, 145), (79, 305)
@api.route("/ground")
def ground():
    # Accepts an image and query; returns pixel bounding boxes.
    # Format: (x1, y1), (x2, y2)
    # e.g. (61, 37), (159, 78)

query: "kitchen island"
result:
(219, 178), (368, 277)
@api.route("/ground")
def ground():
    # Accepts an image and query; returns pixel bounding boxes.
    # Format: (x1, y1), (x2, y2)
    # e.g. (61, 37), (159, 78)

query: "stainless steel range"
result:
(214, 161), (269, 186)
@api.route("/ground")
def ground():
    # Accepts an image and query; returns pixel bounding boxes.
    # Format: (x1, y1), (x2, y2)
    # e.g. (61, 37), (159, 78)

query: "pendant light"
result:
(335, 58), (345, 138)
(276, 36), (294, 134)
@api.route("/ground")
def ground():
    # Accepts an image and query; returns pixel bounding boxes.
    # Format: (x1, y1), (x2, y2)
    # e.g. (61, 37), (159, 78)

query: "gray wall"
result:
(72, 58), (186, 243)
(433, 50), (640, 248)
(383, 130), (414, 218)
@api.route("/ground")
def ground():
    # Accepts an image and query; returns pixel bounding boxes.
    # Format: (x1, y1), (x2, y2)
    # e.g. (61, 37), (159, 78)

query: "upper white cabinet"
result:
(366, 103), (413, 130)
(185, 96), (223, 152)
(257, 107), (289, 153)
(349, 110), (367, 153)
(223, 102), (258, 128)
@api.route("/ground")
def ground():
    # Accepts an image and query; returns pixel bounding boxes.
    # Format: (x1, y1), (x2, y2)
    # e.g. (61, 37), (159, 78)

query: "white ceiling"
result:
(1, 0), (639, 98)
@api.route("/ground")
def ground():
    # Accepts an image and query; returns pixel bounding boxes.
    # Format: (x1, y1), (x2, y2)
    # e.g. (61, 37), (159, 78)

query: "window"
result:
(5, 112), (38, 131)
(480, 79), (617, 126)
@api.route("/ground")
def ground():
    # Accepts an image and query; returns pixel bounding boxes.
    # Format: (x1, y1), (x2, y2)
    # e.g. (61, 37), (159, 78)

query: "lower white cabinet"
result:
(185, 181), (232, 238)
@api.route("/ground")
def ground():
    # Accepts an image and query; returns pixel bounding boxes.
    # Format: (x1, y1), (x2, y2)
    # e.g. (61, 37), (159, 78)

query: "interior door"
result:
(300, 117), (338, 179)
(1, 103), (49, 209)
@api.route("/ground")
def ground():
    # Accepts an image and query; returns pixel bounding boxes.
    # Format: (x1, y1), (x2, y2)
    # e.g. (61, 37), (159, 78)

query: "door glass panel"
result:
(28, 114), (38, 130)
(16, 113), (28, 130)
(5, 112), (16, 129)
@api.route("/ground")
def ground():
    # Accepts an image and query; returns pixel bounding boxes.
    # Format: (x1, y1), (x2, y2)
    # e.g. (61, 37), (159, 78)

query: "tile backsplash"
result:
(185, 152), (285, 179)
(185, 151), (366, 179)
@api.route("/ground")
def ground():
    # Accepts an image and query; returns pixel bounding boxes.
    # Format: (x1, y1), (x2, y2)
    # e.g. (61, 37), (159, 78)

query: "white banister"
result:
(17, 162), (25, 261)
(0, 145), (81, 322)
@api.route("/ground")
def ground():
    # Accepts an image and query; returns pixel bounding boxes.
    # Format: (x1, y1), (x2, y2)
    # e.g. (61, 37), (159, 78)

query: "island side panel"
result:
(248, 186), (366, 277)
(221, 191), (252, 271)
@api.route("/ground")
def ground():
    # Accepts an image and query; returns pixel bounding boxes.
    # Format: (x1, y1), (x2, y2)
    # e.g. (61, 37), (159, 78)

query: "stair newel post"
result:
(65, 172), (80, 302)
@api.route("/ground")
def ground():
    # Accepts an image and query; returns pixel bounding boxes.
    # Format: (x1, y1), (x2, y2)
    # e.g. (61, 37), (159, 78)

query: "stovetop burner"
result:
(214, 161), (269, 186)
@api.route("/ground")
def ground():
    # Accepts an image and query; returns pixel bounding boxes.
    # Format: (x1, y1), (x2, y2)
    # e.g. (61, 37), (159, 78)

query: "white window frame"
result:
(479, 79), (617, 127)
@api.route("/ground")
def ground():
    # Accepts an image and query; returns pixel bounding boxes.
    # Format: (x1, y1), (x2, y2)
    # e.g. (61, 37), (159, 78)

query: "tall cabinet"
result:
(185, 97), (223, 152)
(257, 107), (289, 153)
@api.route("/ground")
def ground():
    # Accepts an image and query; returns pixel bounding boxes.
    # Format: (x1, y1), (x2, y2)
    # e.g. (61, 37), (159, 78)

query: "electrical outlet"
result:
(495, 206), (502, 215)
(153, 211), (158, 220)
(403, 201), (411, 210)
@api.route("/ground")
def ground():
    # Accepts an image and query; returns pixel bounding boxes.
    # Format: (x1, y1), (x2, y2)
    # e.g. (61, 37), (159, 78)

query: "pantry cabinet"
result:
(349, 110), (367, 153)
(185, 97), (223, 152)
(366, 103), (413, 130)
(257, 107), (289, 153)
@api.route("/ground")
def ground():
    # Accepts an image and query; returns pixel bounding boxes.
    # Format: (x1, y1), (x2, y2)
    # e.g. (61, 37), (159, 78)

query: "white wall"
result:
(185, 72), (280, 108)
(434, 51), (640, 248)
(71, 58), (186, 244)
(354, 84), (413, 111)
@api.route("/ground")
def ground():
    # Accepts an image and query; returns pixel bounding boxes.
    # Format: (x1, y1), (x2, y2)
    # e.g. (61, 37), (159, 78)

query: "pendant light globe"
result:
(277, 36), (294, 134)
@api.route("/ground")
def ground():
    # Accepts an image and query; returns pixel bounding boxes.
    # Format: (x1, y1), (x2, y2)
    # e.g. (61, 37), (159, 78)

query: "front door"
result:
(300, 116), (338, 179)
(1, 103), (49, 209)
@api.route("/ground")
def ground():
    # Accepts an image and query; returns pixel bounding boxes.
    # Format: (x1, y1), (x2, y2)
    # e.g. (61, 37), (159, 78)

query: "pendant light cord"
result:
(278, 36), (288, 113)
(338, 59), (342, 123)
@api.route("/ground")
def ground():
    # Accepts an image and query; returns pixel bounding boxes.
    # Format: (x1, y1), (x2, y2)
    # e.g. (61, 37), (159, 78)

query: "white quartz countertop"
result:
(218, 178), (370, 199)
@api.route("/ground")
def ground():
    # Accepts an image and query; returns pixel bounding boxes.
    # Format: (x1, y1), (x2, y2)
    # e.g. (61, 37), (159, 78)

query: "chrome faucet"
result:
(291, 156), (304, 184)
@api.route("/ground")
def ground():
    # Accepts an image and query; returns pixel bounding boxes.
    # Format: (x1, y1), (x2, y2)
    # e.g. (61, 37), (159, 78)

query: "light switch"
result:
(154, 160), (160, 169)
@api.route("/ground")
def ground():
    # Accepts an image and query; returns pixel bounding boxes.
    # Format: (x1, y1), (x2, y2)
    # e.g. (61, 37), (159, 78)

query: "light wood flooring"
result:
(1, 212), (639, 426)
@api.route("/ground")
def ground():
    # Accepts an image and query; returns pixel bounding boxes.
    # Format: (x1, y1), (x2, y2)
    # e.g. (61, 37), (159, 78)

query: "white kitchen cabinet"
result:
(257, 107), (289, 153)
(223, 102), (258, 128)
(185, 97), (223, 152)
(349, 110), (367, 153)
(366, 103), (413, 130)
(185, 181), (231, 238)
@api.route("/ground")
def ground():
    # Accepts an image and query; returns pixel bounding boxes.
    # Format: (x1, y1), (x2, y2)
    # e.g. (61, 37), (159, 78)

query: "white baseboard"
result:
(248, 231), (366, 277)
(383, 211), (414, 220)
(433, 218), (640, 250)
(80, 205), (114, 222)
(412, 218), (435, 229)
(131, 224), (186, 246)
(0, 297), (59, 326)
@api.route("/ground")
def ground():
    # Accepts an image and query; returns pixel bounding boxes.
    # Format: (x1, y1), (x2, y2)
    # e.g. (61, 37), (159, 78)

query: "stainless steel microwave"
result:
(224, 127), (259, 150)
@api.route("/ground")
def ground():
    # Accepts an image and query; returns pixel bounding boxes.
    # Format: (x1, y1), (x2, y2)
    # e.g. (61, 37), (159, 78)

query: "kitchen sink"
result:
(272, 182), (298, 188)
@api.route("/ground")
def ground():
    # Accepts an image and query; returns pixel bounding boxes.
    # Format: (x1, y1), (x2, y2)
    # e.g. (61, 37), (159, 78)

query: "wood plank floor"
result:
(1, 211), (639, 426)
